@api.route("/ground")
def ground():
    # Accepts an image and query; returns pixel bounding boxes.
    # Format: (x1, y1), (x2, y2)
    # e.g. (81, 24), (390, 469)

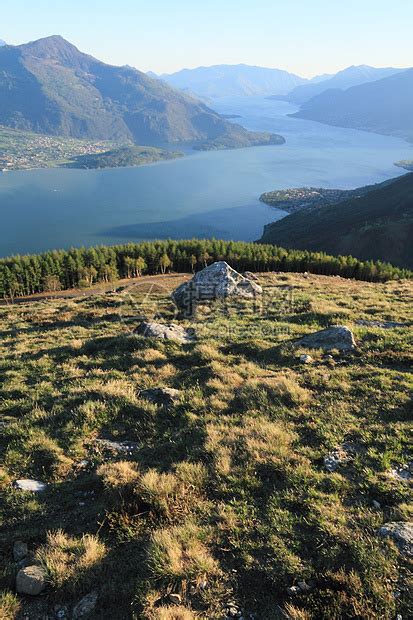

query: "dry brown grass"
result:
(146, 605), (196, 620)
(147, 523), (220, 584)
(251, 373), (311, 406)
(89, 379), (138, 401)
(98, 461), (140, 488)
(0, 591), (20, 620)
(99, 462), (207, 523)
(35, 530), (106, 590)
(140, 348), (168, 363)
(283, 603), (311, 620)
(194, 342), (222, 361)
(207, 415), (297, 473)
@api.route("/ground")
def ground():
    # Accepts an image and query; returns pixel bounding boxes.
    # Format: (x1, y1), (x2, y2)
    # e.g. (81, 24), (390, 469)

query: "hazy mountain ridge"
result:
(0, 36), (283, 148)
(278, 64), (403, 104)
(260, 173), (413, 268)
(158, 63), (307, 98)
(291, 68), (413, 142)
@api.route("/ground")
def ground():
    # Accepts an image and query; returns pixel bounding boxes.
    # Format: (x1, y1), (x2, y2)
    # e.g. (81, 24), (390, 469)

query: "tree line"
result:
(0, 239), (411, 299)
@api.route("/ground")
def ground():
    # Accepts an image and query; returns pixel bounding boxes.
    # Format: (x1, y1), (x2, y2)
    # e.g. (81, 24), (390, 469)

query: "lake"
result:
(0, 97), (412, 257)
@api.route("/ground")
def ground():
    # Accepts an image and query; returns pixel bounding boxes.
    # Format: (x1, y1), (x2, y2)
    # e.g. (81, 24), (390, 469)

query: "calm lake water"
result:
(0, 97), (412, 257)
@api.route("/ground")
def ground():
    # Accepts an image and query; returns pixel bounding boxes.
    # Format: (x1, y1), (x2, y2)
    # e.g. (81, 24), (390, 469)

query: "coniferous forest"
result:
(0, 239), (411, 300)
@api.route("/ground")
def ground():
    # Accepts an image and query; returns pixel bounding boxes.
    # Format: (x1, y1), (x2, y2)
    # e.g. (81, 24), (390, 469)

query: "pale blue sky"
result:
(2, 0), (412, 76)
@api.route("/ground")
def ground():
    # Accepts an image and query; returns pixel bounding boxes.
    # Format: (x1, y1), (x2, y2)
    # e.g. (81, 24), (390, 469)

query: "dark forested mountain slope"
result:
(0, 36), (283, 148)
(260, 173), (413, 269)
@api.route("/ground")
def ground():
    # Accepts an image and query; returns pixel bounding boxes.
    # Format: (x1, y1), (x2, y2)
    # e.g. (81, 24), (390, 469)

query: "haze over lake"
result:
(0, 97), (411, 258)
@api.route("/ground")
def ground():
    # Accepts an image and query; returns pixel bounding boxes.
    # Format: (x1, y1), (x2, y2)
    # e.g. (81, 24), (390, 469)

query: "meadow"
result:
(0, 271), (412, 619)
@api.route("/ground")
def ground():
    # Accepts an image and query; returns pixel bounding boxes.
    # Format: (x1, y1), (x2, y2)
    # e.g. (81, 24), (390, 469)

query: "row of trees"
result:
(0, 239), (411, 299)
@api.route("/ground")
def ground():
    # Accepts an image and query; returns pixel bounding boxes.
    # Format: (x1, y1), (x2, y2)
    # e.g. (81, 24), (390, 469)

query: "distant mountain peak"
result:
(286, 64), (403, 104)
(0, 35), (284, 149)
(160, 64), (307, 98)
(0, 39), (6, 46)
(20, 35), (87, 61)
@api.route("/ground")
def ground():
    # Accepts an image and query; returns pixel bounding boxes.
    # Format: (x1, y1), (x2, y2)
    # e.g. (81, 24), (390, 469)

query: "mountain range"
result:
(280, 65), (403, 104)
(0, 36), (283, 149)
(260, 173), (413, 269)
(291, 67), (413, 142)
(0, 40), (6, 46)
(157, 64), (307, 98)
(157, 63), (403, 104)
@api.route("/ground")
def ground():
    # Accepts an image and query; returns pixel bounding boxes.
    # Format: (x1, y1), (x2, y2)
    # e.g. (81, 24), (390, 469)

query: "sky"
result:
(1, 0), (412, 77)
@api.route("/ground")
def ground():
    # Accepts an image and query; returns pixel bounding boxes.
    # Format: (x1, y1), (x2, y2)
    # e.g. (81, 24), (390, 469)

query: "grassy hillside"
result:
(0, 272), (412, 619)
(0, 37), (283, 150)
(260, 173), (413, 269)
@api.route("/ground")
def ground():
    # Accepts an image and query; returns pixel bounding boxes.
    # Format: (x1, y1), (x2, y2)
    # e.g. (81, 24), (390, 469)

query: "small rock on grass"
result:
(297, 580), (312, 593)
(94, 438), (139, 455)
(295, 325), (356, 352)
(135, 321), (195, 343)
(14, 479), (47, 492)
(72, 591), (98, 619)
(16, 565), (47, 595)
(324, 442), (360, 472)
(378, 522), (412, 557)
(140, 387), (181, 406)
(299, 354), (313, 364)
(388, 462), (412, 482)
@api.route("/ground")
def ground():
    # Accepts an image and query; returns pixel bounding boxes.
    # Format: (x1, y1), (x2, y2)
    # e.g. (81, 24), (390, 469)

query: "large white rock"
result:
(172, 261), (262, 312)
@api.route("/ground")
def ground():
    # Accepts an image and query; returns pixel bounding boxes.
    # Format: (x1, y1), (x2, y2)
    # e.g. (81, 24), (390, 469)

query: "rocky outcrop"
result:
(172, 261), (262, 313)
(295, 326), (356, 352)
(135, 321), (195, 343)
